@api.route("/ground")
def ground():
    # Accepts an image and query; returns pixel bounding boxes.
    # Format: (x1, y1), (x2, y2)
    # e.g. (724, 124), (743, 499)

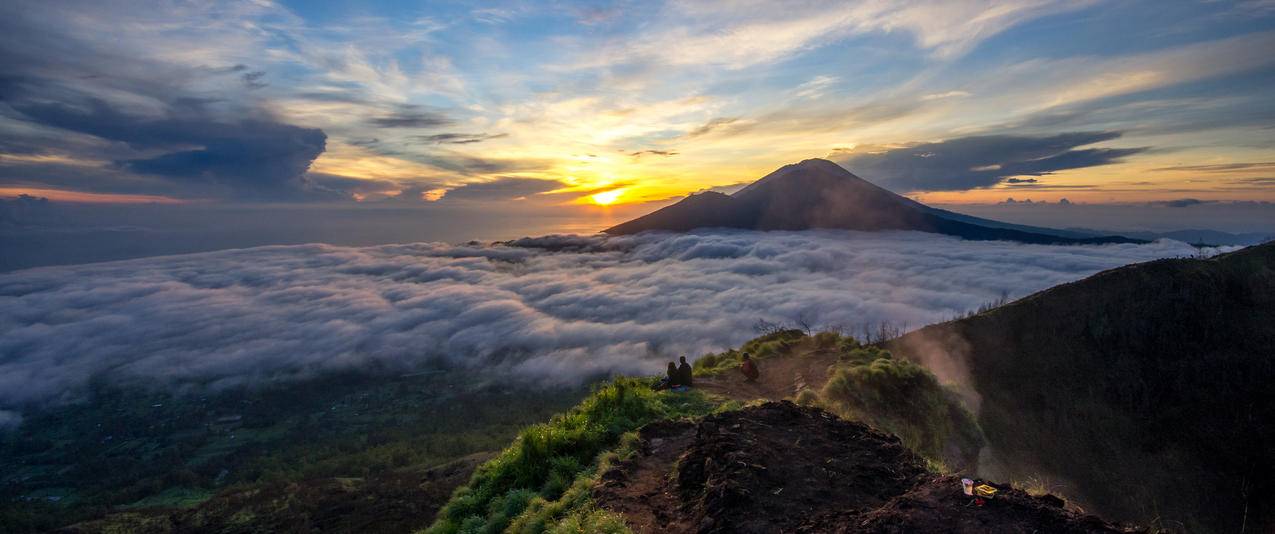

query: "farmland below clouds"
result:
(0, 230), (1213, 413)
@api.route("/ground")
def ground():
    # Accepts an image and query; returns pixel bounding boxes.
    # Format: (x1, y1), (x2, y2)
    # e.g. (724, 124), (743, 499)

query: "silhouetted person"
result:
(677, 356), (694, 387)
(655, 361), (679, 390)
(740, 352), (760, 383)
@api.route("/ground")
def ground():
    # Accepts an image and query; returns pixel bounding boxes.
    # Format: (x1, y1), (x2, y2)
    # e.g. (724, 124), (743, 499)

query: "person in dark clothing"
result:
(655, 361), (679, 390)
(740, 352), (760, 383)
(677, 356), (694, 387)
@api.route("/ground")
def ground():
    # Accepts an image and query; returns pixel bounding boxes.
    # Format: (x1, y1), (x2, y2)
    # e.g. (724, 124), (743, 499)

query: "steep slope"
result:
(888, 241), (1275, 533)
(605, 159), (1140, 244)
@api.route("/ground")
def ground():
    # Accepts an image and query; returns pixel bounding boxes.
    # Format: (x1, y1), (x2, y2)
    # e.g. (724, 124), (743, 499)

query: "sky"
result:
(1, 0), (1274, 264)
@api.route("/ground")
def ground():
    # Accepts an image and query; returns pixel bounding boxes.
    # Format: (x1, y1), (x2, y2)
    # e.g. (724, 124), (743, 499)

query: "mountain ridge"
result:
(605, 158), (1142, 245)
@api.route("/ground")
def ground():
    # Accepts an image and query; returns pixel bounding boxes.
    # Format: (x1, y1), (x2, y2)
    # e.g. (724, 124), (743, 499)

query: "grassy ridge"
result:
(429, 331), (983, 533)
(695, 329), (983, 471)
(425, 379), (737, 534)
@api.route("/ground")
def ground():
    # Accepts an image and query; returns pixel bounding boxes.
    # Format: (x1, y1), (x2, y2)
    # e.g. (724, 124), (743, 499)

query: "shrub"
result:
(812, 331), (841, 349)
(694, 330), (810, 376)
(820, 353), (983, 471)
(546, 508), (630, 534)
(793, 388), (821, 407)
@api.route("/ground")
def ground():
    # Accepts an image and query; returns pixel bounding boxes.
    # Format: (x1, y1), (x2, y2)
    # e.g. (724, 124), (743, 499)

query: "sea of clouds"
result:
(0, 230), (1216, 419)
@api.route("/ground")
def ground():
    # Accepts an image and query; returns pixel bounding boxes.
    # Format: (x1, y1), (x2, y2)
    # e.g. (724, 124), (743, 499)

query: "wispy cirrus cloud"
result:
(568, 0), (1093, 71)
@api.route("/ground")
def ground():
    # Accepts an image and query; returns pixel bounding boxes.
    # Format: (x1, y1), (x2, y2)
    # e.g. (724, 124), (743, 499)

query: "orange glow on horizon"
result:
(0, 188), (189, 204)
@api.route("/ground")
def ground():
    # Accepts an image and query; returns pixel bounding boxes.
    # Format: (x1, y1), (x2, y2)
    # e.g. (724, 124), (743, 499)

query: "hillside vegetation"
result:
(694, 329), (983, 472)
(889, 241), (1275, 533)
(424, 379), (738, 534)
(426, 331), (1005, 534)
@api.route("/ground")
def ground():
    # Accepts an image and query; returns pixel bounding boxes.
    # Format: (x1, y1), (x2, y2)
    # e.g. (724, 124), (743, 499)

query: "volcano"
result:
(605, 158), (1140, 245)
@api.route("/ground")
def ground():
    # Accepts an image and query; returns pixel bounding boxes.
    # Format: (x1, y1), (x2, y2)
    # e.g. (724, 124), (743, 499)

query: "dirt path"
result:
(694, 343), (839, 403)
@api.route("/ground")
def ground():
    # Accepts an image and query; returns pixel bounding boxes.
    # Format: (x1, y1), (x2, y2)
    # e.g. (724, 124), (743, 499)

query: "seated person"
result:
(654, 361), (680, 390)
(740, 352), (760, 383)
(677, 356), (694, 387)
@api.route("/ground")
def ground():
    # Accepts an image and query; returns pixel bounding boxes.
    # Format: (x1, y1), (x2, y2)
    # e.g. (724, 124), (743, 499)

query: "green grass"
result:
(425, 378), (735, 534)
(692, 328), (807, 376)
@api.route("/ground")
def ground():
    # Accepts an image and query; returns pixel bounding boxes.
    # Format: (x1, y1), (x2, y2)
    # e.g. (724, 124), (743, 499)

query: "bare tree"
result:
(752, 319), (787, 336)
(794, 311), (815, 335)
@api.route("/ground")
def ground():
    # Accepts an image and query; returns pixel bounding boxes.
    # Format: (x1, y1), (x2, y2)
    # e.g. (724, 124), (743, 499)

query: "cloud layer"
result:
(834, 132), (1146, 192)
(0, 231), (1209, 412)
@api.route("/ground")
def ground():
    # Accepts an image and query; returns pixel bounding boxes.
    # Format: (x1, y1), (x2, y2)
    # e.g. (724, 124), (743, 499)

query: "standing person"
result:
(655, 361), (679, 390)
(677, 356), (694, 387)
(740, 352), (760, 383)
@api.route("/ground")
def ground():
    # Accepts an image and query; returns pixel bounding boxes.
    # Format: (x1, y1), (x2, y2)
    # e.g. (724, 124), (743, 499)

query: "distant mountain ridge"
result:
(605, 159), (1142, 245)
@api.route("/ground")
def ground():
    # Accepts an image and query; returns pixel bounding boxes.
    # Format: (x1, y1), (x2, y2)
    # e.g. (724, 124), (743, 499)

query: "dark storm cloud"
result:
(441, 177), (565, 201)
(0, 231), (1207, 412)
(11, 98), (330, 200)
(0, 4), (337, 201)
(834, 132), (1147, 192)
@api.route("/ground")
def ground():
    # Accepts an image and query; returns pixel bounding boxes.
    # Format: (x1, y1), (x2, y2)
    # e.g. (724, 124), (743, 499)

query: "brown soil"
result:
(594, 402), (1142, 534)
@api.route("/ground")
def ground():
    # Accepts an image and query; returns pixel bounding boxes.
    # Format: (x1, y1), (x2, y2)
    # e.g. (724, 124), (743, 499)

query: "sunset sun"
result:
(590, 189), (624, 205)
